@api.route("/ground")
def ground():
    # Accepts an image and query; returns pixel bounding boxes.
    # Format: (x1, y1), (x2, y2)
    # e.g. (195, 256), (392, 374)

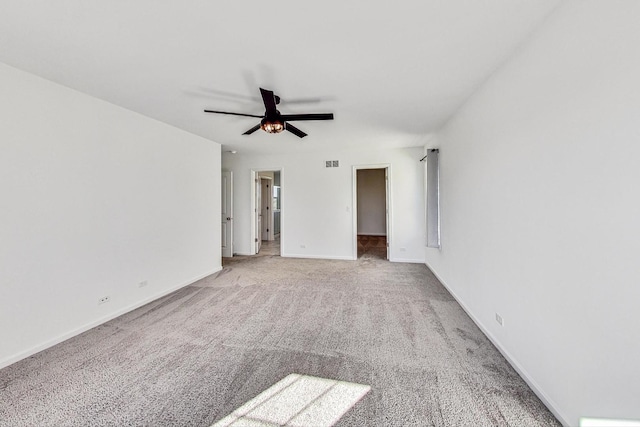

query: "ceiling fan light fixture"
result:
(260, 118), (285, 134)
(204, 88), (333, 138)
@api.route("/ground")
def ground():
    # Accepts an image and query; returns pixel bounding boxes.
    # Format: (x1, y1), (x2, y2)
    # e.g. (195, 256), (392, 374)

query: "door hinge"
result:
(255, 238), (258, 242)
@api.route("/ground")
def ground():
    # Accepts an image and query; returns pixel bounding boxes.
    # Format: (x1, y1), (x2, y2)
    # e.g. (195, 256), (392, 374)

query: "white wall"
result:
(425, 2), (640, 425)
(357, 169), (387, 236)
(223, 146), (424, 262)
(0, 63), (221, 368)
(258, 171), (274, 180)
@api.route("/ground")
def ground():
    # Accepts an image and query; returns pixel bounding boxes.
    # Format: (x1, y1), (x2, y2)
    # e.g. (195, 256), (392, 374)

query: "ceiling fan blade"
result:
(285, 123), (307, 138)
(260, 88), (278, 114)
(204, 110), (263, 118)
(243, 124), (261, 135)
(280, 113), (334, 121)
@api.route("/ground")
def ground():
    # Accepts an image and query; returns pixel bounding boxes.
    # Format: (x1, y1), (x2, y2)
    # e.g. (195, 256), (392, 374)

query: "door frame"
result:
(250, 167), (283, 255)
(221, 170), (233, 257)
(352, 164), (392, 260)
(255, 176), (262, 254)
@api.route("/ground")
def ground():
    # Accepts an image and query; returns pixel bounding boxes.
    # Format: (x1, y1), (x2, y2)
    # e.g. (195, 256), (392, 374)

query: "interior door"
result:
(261, 178), (272, 241)
(221, 171), (233, 258)
(385, 167), (390, 260)
(255, 177), (262, 254)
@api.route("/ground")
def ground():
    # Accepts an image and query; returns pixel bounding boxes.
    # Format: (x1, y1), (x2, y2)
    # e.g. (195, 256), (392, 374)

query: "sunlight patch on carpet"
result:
(213, 374), (371, 427)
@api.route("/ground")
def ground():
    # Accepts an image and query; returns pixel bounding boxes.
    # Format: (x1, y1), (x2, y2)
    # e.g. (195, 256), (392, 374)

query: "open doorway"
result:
(251, 169), (282, 256)
(353, 165), (391, 260)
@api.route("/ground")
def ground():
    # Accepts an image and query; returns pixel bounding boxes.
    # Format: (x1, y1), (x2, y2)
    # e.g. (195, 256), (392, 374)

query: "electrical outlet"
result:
(138, 280), (148, 288)
(98, 296), (110, 305)
(300, 244), (306, 249)
(495, 313), (504, 326)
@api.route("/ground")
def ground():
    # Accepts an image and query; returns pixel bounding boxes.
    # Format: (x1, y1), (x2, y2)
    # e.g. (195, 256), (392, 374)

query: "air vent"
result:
(325, 160), (340, 168)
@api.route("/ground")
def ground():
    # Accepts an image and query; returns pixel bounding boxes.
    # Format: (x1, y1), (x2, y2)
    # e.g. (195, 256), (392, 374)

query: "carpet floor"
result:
(0, 256), (560, 426)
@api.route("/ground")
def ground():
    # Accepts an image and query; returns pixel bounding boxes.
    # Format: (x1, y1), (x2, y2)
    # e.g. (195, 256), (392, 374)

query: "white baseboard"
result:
(390, 257), (424, 264)
(424, 262), (571, 427)
(282, 253), (354, 261)
(0, 267), (222, 370)
(280, 254), (423, 263)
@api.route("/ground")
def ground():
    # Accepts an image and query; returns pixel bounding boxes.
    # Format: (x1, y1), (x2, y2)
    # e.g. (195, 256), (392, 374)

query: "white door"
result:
(385, 167), (390, 260)
(221, 171), (233, 258)
(255, 178), (262, 254)
(261, 178), (272, 241)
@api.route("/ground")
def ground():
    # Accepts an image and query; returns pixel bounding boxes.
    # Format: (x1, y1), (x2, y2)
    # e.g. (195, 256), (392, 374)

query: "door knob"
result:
(226, 217), (232, 220)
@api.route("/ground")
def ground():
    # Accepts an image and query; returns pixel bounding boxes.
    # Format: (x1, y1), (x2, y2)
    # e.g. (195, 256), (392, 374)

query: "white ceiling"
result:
(0, 0), (560, 154)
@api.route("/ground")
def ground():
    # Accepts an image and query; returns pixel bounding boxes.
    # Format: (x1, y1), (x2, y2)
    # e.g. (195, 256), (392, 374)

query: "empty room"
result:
(1, 1), (639, 426)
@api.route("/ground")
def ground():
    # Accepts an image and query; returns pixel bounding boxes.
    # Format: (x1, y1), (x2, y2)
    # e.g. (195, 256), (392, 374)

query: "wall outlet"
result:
(138, 280), (148, 288)
(495, 313), (504, 326)
(98, 296), (110, 305)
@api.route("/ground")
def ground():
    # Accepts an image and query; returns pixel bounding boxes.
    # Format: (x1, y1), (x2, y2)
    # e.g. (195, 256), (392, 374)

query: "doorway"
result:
(251, 169), (282, 256)
(353, 165), (391, 260)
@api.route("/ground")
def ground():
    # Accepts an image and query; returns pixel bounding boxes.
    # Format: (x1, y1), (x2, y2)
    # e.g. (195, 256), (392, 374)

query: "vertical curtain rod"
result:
(420, 148), (438, 162)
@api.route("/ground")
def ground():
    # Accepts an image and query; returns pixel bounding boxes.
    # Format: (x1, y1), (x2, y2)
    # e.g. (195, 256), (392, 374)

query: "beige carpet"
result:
(0, 255), (559, 426)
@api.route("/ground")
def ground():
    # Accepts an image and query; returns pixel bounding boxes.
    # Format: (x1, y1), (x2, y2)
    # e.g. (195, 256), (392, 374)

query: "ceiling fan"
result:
(204, 88), (334, 138)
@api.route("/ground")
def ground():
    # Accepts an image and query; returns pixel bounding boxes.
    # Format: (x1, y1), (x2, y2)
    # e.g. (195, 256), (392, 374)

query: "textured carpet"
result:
(0, 256), (560, 426)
